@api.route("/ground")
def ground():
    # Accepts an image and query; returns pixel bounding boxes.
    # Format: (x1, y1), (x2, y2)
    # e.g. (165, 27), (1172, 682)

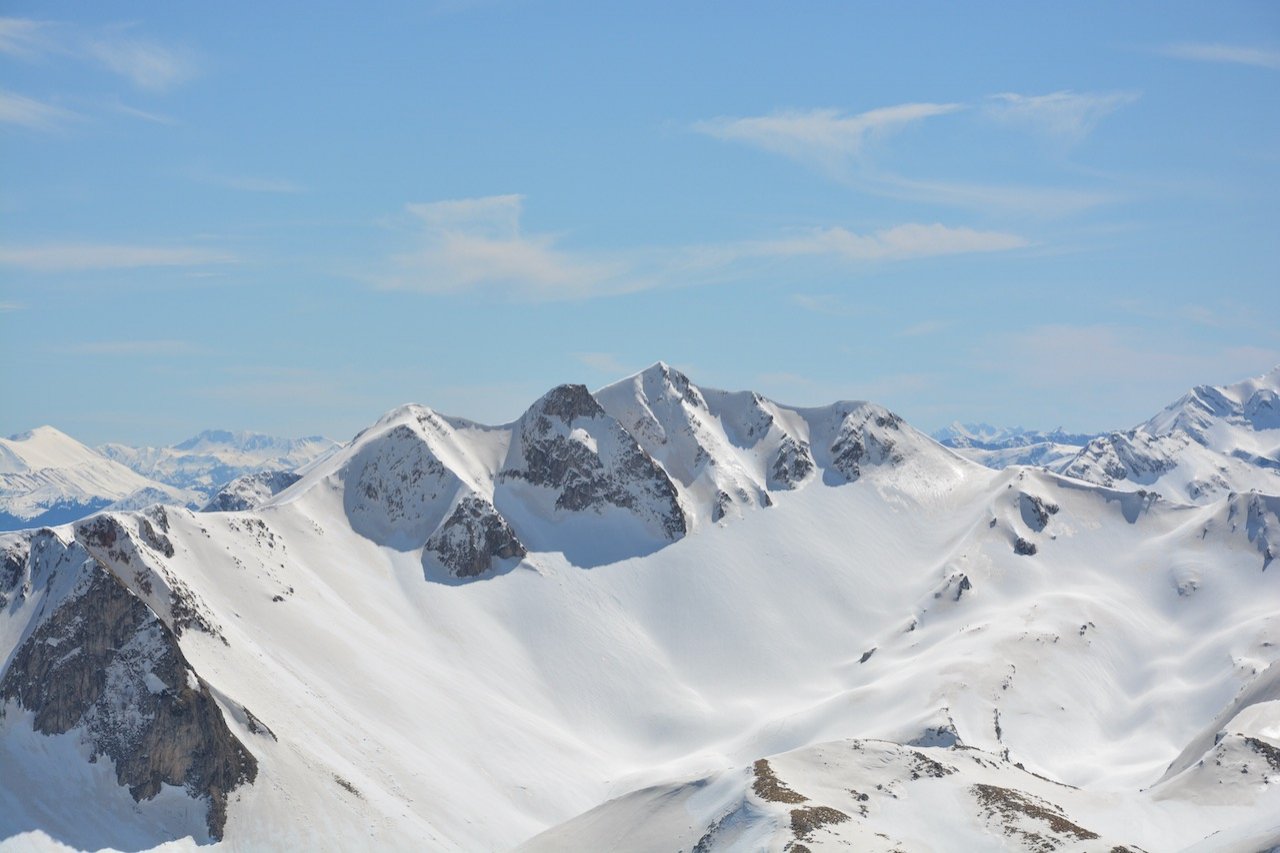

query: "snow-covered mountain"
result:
(99, 429), (337, 499)
(1057, 365), (1280, 502)
(0, 427), (197, 530)
(933, 423), (1100, 470)
(2, 363), (1278, 851)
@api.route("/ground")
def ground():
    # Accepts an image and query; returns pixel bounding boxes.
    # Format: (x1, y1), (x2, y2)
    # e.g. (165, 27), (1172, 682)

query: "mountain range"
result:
(0, 429), (337, 531)
(1, 363), (1278, 851)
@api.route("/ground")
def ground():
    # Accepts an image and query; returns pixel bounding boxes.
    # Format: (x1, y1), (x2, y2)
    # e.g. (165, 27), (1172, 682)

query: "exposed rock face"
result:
(595, 364), (776, 526)
(343, 419), (465, 549)
(1013, 537), (1038, 556)
(203, 470), (302, 512)
(75, 514), (220, 640)
(501, 384), (687, 539)
(1018, 494), (1059, 532)
(1060, 431), (1180, 488)
(769, 435), (815, 490)
(829, 407), (905, 483)
(0, 535), (255, 840)
(424, 495), (526, 578)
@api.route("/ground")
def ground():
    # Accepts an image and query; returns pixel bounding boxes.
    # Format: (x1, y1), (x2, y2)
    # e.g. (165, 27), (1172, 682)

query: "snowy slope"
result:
(0, 427), (196, 531)
(1057, 365), (1280, 502)
(99, 430), (337, 501)
(2, 364), (1279, 852)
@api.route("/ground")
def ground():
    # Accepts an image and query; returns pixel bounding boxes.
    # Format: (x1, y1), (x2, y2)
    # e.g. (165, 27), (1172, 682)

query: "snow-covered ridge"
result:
(1055, 364), (1280, 502)
(2, 362), (1279, 851)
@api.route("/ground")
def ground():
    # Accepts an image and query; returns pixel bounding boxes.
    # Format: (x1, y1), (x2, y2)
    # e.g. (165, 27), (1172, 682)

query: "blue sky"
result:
(2, 1), (1278, 445)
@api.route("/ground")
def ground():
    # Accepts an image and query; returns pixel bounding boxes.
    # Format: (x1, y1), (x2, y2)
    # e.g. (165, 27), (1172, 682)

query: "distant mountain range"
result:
(0, 428), (337, 530)
(1, 362), (1278, 850)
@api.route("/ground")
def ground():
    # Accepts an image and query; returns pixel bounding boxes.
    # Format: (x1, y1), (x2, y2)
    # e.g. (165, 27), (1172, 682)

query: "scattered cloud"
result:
(747, 223), (1028, 261)
(0, 301), (23, 312)
(0, 243), (235, 272)
(107, 99), (177, 125)
(84, 32), (195, 91)
(694, 95), (1129, 215)
(63, 339), (197, 356)
(792, 293), (844, 314)
(984, 90), (1140, 144)
(0, 17), (198, 91)
(0, 17), (48, 58)
(376, 197), (1029, 300)
(694, 103), (961, 175)
(0, 89), (76, 129)
(382, 195), (630, 299)
(1159, 42), (1280, 70)
(574, 352), (630, 375)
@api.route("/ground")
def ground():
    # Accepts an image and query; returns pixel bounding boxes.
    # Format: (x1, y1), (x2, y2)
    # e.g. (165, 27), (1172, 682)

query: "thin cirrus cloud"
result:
(0, 16), (197, 92)
(381, 195), (629, 299)
(378, 195), (1028, 301)
(1158, 42), (1280, 70)
(693, 103), (962, 174)
(0, 243), (235, 272)
(0, 90), (76, 129)
(696, 94), (1135, 214)
(984, 90), (1141, 145)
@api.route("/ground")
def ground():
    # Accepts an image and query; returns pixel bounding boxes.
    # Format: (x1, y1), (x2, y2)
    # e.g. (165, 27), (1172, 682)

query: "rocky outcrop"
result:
(768, 435), (815, 490)
(203, 470), (302, 512)
(343, 417), (467, 549)
(0, 535), (255, 840)
(501, 384), (687, 539)
(829, 407), (905, 483)
(424, 495), (526, 578)
(1018, 494), (1059, 532)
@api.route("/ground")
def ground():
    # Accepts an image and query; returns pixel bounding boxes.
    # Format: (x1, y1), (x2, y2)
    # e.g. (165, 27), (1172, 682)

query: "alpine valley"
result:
(2, 363), (1279, 852)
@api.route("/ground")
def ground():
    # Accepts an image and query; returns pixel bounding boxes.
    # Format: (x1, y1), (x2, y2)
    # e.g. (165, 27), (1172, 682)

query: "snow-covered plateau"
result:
(2, 363), (1279, 852)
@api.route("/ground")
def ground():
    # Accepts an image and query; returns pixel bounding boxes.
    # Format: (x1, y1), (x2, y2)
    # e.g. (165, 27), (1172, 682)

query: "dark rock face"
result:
(424, 496), (526, 578)
(0, 546), (256, 841)
(1014, 537), (1038, 556)
(343, 421), (462, 548)
(769, 436), (815, 490)
(75, 514), (220, 640)
(1019, 494), (1060, 532)
(830, 409), (905, 483)
(537, 383), (606, 423)
(503, 385), (687, 539)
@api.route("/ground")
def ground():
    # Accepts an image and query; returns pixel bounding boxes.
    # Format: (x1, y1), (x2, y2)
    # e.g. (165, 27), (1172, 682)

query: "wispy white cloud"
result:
(0, 17), (48, 58)
(694, 103), (961, 174)
(746, 223), (1028, 261)
(383, 195), (628, 299)
(984, 90), (1140, 144)
(0, 301), (23, 313)
(0, 243), (235, 272)
(377, 197), (1029, 301)
(0, 89), (75, 129)
(0, 17), (197, 91)
(1159, 42), (1280, 70)
(693, 98), (1125, 215)
(107, 99), (177, 125)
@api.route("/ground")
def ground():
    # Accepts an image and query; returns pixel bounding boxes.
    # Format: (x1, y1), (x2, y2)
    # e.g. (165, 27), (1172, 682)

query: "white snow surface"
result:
(1055, 365), (1280, 502)
(2, 362), (1279, 851)
(0, 427), (196, 529)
